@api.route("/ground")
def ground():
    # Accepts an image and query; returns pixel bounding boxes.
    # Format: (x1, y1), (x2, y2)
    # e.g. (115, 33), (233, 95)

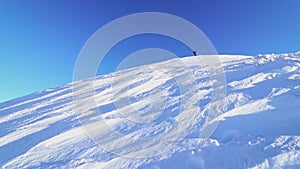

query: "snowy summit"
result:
(1, 52), (300, 168)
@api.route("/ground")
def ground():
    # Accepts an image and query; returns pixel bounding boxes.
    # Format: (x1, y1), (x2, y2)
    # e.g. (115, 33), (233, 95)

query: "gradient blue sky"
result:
(1, 0), (300, 102)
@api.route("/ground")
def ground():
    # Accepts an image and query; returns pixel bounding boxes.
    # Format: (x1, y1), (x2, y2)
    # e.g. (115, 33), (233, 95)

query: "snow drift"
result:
(0, 52), (300, 168)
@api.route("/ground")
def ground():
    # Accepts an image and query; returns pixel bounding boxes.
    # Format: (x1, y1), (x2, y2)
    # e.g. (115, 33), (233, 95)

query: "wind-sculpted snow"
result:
(1, 52), (300, 168)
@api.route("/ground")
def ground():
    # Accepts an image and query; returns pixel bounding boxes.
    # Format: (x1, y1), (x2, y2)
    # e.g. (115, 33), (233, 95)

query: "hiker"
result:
(193, 51), (197, 56)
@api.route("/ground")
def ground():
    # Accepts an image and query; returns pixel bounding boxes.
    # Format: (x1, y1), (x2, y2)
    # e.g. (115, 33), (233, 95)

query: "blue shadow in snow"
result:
(0, 115), (79, 166)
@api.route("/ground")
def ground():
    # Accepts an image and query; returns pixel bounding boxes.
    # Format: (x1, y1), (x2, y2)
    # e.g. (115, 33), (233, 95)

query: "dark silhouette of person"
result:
(193, 51), (198, 56)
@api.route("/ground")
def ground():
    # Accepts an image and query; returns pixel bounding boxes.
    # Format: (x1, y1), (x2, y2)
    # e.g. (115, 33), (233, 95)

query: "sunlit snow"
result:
(1, 52), (300, 168)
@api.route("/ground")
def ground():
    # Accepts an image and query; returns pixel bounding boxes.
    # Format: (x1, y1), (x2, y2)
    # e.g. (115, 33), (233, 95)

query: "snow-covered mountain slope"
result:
(1, 52), (300, 168)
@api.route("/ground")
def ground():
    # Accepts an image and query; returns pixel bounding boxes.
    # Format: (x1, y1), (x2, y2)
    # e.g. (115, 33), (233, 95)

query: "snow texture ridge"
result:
(0, 52), (300, 168)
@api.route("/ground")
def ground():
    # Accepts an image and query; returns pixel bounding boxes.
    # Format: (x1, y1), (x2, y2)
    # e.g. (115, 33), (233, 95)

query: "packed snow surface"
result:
(1, 52), (300, 168)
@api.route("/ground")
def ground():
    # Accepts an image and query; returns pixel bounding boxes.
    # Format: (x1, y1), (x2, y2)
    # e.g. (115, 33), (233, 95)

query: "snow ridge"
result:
(1, 52), (300, 168)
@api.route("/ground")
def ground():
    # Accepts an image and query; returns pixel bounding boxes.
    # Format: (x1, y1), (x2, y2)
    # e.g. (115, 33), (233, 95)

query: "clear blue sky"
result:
(1, 0), (300, 102)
